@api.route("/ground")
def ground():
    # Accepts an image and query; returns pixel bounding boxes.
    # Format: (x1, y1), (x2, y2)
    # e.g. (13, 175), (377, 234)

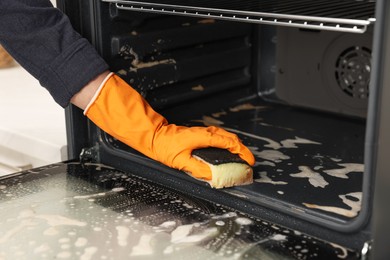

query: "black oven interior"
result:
(61, 0), (380, 251)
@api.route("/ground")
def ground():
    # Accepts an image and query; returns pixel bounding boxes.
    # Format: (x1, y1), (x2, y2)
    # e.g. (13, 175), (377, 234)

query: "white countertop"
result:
(0, 1), (67, 175)
(0, 65), (67, 175)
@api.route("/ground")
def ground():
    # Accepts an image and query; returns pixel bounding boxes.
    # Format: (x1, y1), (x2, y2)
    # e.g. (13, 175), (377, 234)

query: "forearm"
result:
(0, 0), (109, 107)
(70, 70), (111, 110)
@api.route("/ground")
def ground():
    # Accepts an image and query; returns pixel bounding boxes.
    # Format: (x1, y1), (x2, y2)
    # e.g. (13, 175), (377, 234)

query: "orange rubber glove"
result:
(84, 73), (255, 180)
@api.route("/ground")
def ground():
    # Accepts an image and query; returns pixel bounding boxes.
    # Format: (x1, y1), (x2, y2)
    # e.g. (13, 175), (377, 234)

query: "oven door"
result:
(0, 161), (359, 259)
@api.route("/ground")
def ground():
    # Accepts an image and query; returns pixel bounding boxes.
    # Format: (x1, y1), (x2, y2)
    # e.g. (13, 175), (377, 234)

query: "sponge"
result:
(192, 148), (253, 189)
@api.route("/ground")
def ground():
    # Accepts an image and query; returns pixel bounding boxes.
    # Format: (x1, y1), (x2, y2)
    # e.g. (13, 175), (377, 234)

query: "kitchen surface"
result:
(0, 64), (67, 176)
(0, 0), (63, 176)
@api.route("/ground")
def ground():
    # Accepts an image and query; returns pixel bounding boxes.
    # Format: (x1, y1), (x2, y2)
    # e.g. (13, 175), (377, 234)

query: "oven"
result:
(1, 0), (389, 258)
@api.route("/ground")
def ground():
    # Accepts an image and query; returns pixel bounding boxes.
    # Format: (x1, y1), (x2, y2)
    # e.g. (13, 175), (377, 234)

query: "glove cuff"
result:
(84, 72), (114, 115)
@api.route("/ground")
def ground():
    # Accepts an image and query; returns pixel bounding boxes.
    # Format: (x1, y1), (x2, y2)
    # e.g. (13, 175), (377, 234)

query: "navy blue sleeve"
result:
(0, 0), (109, 107)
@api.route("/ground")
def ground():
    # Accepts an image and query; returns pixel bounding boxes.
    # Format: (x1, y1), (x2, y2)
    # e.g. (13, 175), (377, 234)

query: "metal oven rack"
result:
(102, 0), (376, 33)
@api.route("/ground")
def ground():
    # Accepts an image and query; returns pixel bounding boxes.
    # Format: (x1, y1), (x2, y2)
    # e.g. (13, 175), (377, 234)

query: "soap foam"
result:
(255, 172), (288, 185)
(290, 166), (328, 188)
(116, 226), (130, 247)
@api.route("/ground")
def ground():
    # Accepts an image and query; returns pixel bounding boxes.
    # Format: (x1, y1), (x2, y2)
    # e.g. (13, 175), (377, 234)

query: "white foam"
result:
(303, 192), (362, 218)
(80, 247), (98, 260)
(173, 228), (218, 244)
(271, 234), (287, 241)
(215, 221), (225, 226)
(255, 161), (276, 167)
(18, 209), (35, 219)
(229, 103), (265, 112)
(0, 219), (34, 244)
(43, 227), (59, 236)
(211, 111), (227, 118)
(280, 137), (321, 148)
(73, 187), (125, 200)
(163, 245), (174, 255)
(59, 238), (70, 243)
(254, 233), (287, 246)
(324, 163), (364, 179)
(252, 150), (290, 162)
(171, 224), (195, 243)
(329, 243), (348, 259)
(159, 221), (176, 229)
(1, 210), (87, 243)
(212, 212), (238, 220)
(290, 166), (328, 188)
(33, 243), (50, 254)
(111, 187), (125, 192)
(255, 172), (288, 185)
(116, 226), (130, 247)
(130, 234), (154, 256)
(194, 116), (224, 126)
(235, 218), (253, 226)
(61, 244), (71, 250)
(36, 214), (87, 227)
(224, 128), (281, 149)
(75, 237), (88, 248)
(224, 130), (320, 151)
(56, 251), (71, 259)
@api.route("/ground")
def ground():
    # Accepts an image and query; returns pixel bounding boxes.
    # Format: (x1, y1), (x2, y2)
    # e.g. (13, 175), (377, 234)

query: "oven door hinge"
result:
(361, 240), (373, 260)
(79, 145), (100, 163)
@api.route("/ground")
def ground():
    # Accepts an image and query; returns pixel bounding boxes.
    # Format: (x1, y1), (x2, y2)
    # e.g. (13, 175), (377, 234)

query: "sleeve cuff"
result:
(84, 72), (114, 115)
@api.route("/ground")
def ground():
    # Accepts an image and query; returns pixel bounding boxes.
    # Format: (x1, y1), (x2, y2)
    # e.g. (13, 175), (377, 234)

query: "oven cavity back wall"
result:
(98, 5), (254, 109)
(275, 27), (372, 118)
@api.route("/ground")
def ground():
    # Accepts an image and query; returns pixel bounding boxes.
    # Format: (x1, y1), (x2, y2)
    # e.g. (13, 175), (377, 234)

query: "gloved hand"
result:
(84, 73), (255, 180)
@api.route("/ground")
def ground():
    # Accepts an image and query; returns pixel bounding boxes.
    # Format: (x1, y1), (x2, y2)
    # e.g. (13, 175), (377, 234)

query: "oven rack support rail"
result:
(102, 0), (376, 34)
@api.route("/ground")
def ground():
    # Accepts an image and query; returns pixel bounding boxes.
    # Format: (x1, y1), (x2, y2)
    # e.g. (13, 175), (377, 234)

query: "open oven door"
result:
(0, 161), (361, 259)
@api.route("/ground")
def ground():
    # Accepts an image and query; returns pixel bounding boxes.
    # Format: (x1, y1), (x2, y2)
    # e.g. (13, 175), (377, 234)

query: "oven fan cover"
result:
(323, 34), (372, 110)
